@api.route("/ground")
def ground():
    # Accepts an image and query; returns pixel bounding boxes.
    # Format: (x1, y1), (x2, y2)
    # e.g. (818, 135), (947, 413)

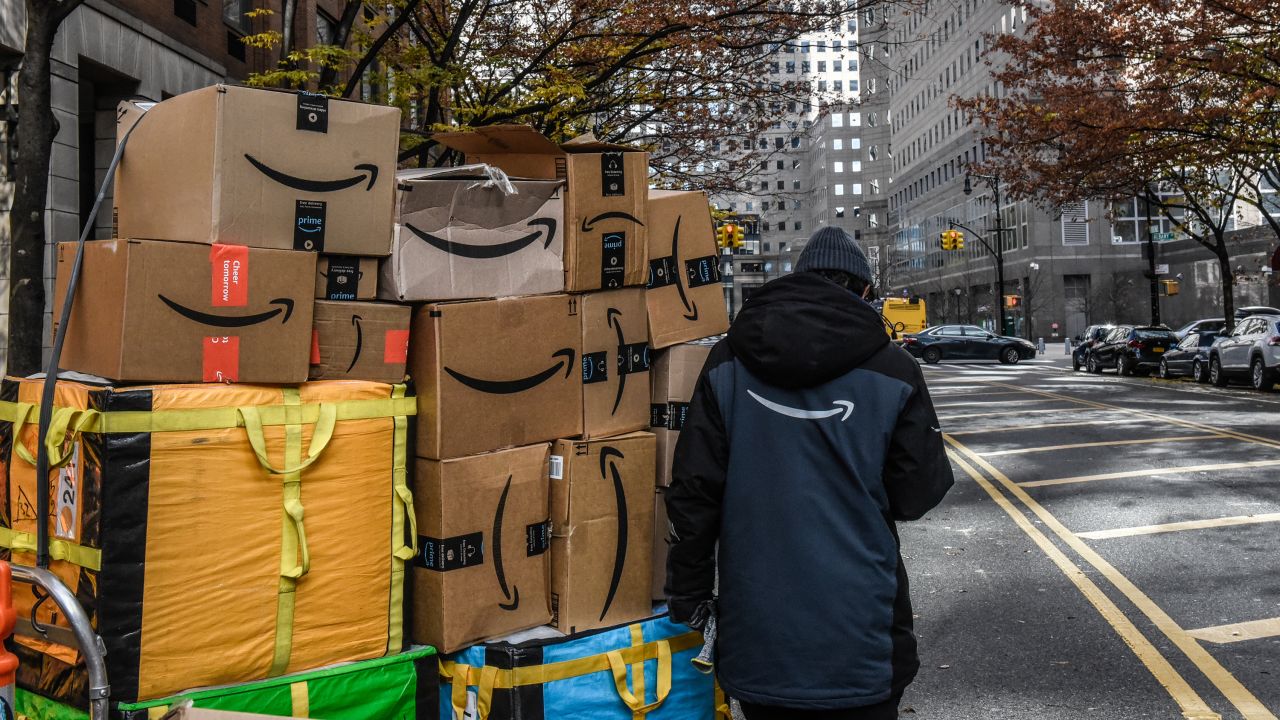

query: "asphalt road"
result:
(898, 354), (1280, 719)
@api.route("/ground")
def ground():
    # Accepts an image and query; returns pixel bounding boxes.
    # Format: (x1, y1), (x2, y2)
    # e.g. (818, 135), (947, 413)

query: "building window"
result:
(317, 9), (338, 44)
(775, 137), (784, 149)
(868, 145), (878, 161)
(818, 61), (827, 72)
(833, 139), (843, 151)
(852, 184), (863, 194)
(818, 80), (827, 92)
(833, 40), (842, 51)
(834, 80), (843, 92)
(817, 41), (826, 53)
(777, 180), (784, 189)
(760, 160), (768, 170)
(834, 161), (844, 173)
(786, 61), (796, 73)
(760, 181), (769, 191)
(794, 221), (802, 231)
(174, 0), (198, 26)
(834, 60), (843, 72)
(792, 160), (800, 169)
(802, 61), (810, 73)
(791, 137), (800, 148)
(746, 202), (754, 211)
(223, 0), (250, 31)
(802, 40), (810, 53)
(836, 207), (846, 218)
(847, 18), (857, 32)
(834, 184), (845, 196)
(763, 223), (770, 232)
(770, 61), (780, 74)
(793, 180), (801, 190)
(776, 160), (784, 170)
(831, 113), (844, 128)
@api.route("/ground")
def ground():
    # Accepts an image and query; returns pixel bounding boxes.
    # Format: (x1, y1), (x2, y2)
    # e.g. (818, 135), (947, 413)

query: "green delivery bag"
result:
(17, 648), (437, 720)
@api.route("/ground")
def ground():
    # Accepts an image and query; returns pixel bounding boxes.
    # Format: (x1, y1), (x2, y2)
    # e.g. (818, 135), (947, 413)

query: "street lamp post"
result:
(964, 172), (1008, 336)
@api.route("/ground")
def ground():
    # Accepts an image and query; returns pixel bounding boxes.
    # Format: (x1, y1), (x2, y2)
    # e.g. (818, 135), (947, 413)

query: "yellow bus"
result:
(876, 297), (927, 340)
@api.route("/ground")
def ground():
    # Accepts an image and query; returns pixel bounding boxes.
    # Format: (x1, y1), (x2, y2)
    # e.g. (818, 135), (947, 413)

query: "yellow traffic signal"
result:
(954, 231), (965, 250)
(731, 224), (745, 248)
(1162, 279), (1180, 296)
(940, 230), (954, 251)
(716, 224), (729, 248)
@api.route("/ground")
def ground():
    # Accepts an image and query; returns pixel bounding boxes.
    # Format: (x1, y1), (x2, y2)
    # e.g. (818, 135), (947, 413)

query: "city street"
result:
(901, 358), (1280, 719)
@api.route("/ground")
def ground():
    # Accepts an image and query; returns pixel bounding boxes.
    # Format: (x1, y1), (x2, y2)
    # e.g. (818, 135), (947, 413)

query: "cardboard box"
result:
(411, 294), (583, 459)
(579, 289), (651, 439)
(549, 432), (655, 634)
(53, 240), (315, 384)
(309, 300), (411, 382)
(653, 487), (668, 601)
(645, 190), (730, 348)
(316, 255), (378, 300)
(434, 126), (648, 292)
(412, 444), (552, 652)
(381, 166), (565, 301)
(114, 85), (399, 255)
(650, 342), (713, 487)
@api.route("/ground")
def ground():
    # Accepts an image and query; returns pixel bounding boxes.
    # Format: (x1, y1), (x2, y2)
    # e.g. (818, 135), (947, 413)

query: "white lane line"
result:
(1078, 512), (1280, 540)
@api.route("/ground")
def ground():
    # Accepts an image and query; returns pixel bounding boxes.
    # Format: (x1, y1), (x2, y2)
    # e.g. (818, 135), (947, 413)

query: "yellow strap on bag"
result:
(290, 680), (310, 717)
(443, 630), (700, 720)
(269, 388), (310, 678)
(0, 527), (102, 571)
(238, 402), (337, 477)
(8, 402), (37, 466)
(386, 384), (413, 655)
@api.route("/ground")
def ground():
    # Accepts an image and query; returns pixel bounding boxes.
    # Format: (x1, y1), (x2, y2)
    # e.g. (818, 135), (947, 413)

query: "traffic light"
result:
(1161, 279), (1180, 296)
(716, 223), (746, 249)
(716, 224), (729, 248)
(1004, 294), (1022, 308)
(731, 223), (745, 248)
(940, 229), (965, 251)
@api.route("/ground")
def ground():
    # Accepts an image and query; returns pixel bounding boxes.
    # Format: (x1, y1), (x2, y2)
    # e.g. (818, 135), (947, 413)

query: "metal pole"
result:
(995, 177), (1007, 335)
(1146, 231), (1161, 325)
(12, 564), (109, 720)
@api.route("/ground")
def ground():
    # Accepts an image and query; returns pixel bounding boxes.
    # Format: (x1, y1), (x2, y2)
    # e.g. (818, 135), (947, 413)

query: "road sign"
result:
(1152, 232), (1174, 241)
(1155, 264), (1169, 275)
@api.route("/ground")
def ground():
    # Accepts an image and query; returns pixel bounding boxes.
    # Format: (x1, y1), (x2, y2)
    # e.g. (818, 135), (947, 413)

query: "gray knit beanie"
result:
(794, 226), (873, 283)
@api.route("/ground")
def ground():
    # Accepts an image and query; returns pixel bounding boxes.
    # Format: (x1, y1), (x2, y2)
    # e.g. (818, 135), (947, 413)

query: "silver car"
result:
(1209, 315), (1280, 390)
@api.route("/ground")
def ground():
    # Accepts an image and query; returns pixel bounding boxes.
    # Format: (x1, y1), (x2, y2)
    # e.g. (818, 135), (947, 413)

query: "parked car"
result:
(1173, 318), (1226, 340)
(1156, 331), (1219, 382)
(1085, 325), (1179, 376)
(903, 325), (1038, 364)
(1208, 314), (1280, 390)
(1072, 324), (1115, 371)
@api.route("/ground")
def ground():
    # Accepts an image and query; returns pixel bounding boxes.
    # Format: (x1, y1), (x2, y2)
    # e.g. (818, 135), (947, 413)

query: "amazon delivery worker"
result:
(665, 226), (955, 720)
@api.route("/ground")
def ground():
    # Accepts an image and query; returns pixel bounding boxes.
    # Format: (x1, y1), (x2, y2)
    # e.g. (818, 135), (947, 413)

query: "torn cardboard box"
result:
(549, 432), (655, 634)
(53, 240), (314, 384)
(645, 190), (729, 348)
(650, 341), (714, 486)
(433, 126), (648, 292)
(310, 300), (411, 383)
(114, 85), (399, 255)
(315, 255), (378, 300)
(579, 289), (650, 439)
(412, 444), (552, 652)
(381, 166), (565, 301)
(410, 294), (583, 459)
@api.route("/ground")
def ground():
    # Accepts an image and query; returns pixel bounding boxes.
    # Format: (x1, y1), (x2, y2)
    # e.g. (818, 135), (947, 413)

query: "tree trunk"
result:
(1216, 243), (1235, 328)
(8, 8), (58, 376)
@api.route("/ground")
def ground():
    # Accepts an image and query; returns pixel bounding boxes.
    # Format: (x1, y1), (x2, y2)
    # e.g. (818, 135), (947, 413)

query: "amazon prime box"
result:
(433, 126), (648, 292)
(315, 255), (378, 300)
(53, 239), (315, 383)
(380, 166), (565, 301)
(114, 85), (399, 256)
(549, 432), (655, 634)
(409, 294), (583, 459)
(309, 300), (411, 383)
(645, 190), (729, 348)
(650, 341), (714, 487)
(579, 289), (650, 439)
(411, 443), (552, 652)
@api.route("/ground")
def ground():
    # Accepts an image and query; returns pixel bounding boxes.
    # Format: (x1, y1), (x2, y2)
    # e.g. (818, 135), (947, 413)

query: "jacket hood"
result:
(727, 272), (889, 389)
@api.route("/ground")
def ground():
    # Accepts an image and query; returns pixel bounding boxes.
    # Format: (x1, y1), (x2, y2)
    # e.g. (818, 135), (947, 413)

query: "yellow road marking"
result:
(937, 407), (1077, 421)
(947, 435), (1275, 720)
(1189, 618), (1280, 645)
(947, 418), (1140, 436)
(981, 434), (1226, 458)
(1020, 459), (1280, 488)
(945, 450), (1220, 720)
(1078, 513), (1280, 540)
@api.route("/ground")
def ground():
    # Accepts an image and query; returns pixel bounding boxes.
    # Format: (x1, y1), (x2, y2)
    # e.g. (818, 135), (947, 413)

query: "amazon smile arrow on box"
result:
(410, 294), (584, 459)
(113, 86), (399, 256)
(53, 239), (315, 384)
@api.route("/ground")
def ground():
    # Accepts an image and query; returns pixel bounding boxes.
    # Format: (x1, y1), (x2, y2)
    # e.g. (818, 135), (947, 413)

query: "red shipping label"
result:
(203, 336), (240, 383)
(310, 329), (321, 365)
(384, 329), (410, 364)
(210, 244), (250, 307)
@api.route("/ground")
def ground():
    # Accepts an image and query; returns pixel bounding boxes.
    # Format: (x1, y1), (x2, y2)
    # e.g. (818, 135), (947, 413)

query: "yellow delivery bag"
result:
(0, 378), (415, 706)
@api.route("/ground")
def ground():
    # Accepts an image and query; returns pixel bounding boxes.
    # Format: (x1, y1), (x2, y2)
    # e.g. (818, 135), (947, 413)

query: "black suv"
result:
(1086, 325), (1179, 376)
(1072, 324), (1114, 372)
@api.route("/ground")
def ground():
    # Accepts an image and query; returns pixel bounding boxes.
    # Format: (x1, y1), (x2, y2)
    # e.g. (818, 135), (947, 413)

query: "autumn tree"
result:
(956, 0), (1280, 325)
(245, 0), (916, 195)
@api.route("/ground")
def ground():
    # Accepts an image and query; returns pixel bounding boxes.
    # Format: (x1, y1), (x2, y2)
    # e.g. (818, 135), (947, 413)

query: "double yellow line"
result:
(943, 385), (1279, 719)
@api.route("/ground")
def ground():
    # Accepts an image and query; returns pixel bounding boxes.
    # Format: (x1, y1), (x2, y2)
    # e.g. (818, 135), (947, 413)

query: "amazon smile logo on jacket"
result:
(748, 389), (855, 421)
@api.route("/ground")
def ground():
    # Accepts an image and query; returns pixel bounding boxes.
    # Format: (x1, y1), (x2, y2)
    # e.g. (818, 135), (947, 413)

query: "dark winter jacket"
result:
(665, 272), (954, 710)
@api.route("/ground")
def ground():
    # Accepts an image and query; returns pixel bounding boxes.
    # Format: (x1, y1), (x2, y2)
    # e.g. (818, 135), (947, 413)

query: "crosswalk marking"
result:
(1018, 459), (1280, 488)
(1077, 513), (1280, 540)
(981, 434), (1225, 458)
(1189, 618), (1280, 645)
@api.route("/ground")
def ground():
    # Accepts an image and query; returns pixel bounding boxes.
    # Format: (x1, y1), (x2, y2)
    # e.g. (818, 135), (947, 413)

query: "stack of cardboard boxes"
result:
(9, 83), (733, 714)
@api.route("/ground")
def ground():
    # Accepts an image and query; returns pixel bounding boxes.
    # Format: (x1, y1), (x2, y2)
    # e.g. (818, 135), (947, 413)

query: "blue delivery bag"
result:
(439, 614), (722, 720)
